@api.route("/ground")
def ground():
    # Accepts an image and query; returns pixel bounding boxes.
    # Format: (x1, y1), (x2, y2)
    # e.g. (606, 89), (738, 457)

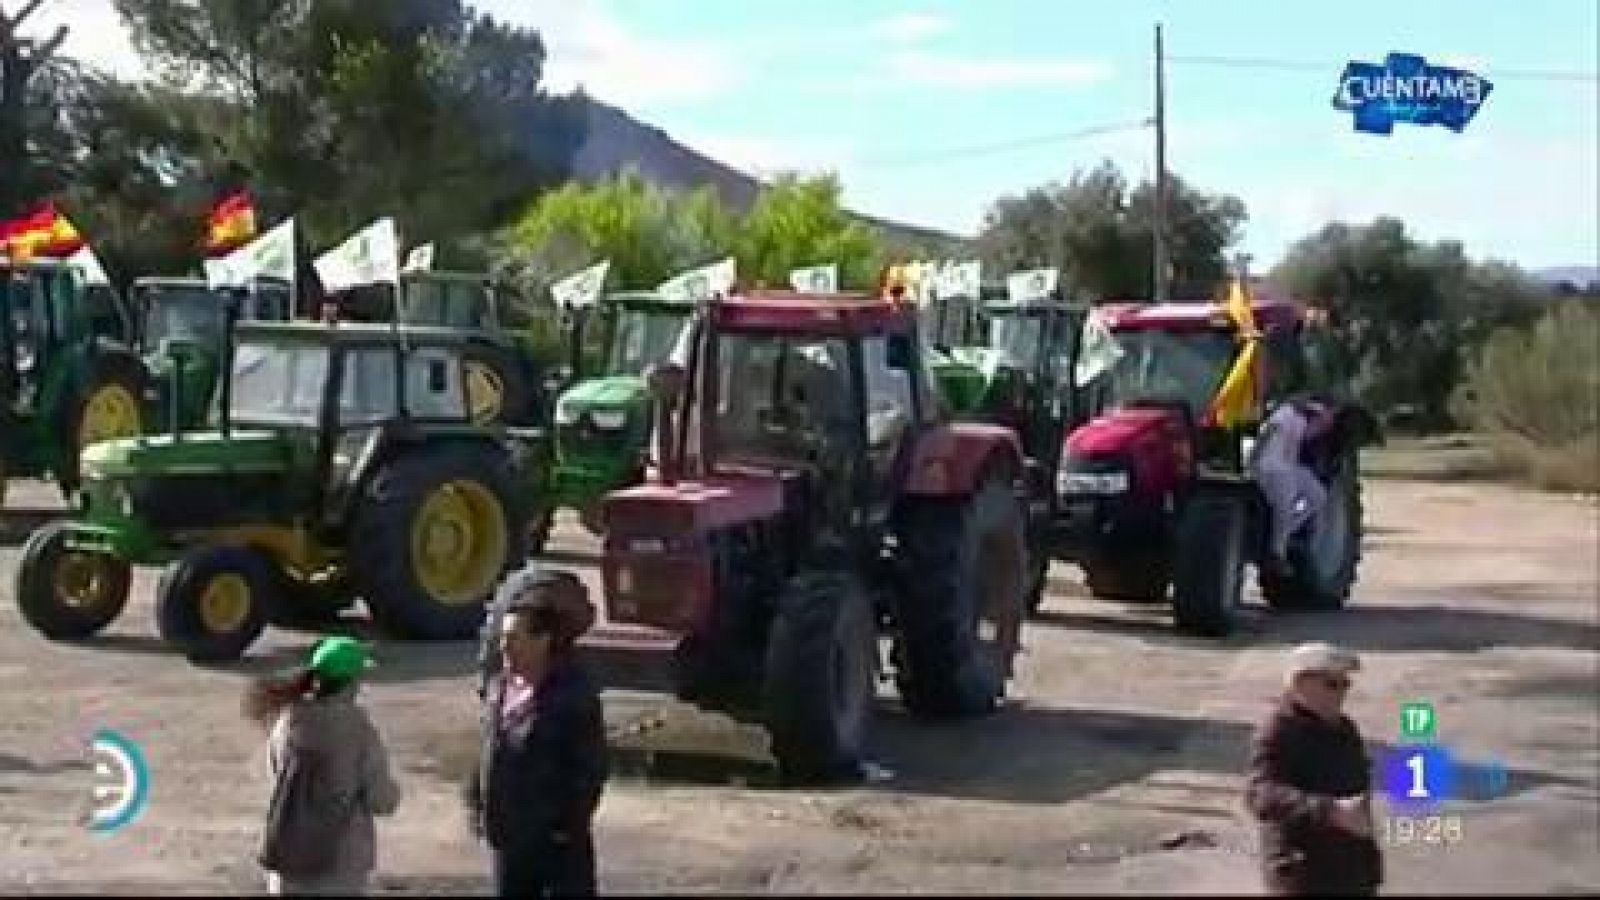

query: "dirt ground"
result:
(0, 471), (1595, 895)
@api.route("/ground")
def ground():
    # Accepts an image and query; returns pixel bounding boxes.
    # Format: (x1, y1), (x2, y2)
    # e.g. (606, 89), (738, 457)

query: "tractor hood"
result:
(603, 471), (785, 538)
(1065, 407), (1178, 459)
(556, 374), (648, 421)
(80, 430), (295, 480)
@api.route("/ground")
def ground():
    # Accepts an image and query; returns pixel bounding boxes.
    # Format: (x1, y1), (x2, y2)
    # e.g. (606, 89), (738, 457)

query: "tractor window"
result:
(988, 312), (1043, 369)
(862, 336), (913, 479)
(338, 347), (401, 425)
(230, 340), (330, 426)
(712, 332), (854, 466)
(404, 279), (489, 329)
(1101, 328), (1239, 417)
(403, 348), (468, 420)
(83, 286), (129, 343)
(609, 308), (690, 376)
(6, 271), (42, 376)
(142, 286), (224, 350)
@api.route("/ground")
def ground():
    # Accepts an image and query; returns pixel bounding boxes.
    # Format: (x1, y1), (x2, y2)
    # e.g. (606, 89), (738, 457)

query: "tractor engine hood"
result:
(80, 430), (294, 480)
(603, 471), (785, 539)
(554, 374), (649, 427)
(1065, 407), (1178, 458)
(1061, 407), (1191, 502)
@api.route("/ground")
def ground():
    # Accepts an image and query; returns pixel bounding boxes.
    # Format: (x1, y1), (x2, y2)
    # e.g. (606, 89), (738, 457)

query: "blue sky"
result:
(35, 0), (1600, 269)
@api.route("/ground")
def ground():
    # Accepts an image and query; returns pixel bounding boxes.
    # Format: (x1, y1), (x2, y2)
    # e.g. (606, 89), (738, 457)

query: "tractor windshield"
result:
(143, 285), (225, 349)
(609, 308), (690, 376)
(711, 332), (855, 466)
(1099, 327), (1239, 416)
(402, 278), (490, 328)
(228, 339), (329, 426)
(988, 311), (1043, 368)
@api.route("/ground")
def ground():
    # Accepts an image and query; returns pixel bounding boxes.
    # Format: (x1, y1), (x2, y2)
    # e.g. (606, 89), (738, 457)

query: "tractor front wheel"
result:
(351, 443), (525, 640)
(156, 545), (275, 662)
(1171, 489), (1246, 637)
(57, 353), (147, 499)
(463, 344), (534, 427)
(16, 523), (131, 640)
(763, 569), (877, 784)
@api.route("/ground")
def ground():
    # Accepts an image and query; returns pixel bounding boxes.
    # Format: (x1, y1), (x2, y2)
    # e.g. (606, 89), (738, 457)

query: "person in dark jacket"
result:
(466, 565), (607, 898)
(1246, 641), (1383, 896)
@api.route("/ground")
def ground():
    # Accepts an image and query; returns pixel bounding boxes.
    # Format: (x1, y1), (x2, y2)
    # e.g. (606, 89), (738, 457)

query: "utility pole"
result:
(0, 0), (68, 216)
(1152, 22), (1170, 304)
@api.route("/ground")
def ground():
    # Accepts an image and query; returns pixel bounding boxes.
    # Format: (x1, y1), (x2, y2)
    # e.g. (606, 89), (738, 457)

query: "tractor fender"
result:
(903, 422), (1025, 498)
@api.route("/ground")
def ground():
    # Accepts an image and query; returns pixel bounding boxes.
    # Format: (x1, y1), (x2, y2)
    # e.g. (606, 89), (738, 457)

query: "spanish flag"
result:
(1, 201), (86, 261)
(1205, 277), (1262, 428)
(204, 190), (257, 255)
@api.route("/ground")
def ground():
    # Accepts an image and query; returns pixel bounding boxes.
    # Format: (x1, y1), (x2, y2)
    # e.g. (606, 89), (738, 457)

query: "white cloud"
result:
(18, 0), (144, 78)
(885, 50), (1113, 89)
(867, 12), (951, 44)
(474, 0), (737, 109)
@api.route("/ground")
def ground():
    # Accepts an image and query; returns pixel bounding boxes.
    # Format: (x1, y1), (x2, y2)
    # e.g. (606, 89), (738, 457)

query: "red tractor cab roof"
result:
(1096, 298), (1305, 333)
(708, 290), (917, 335)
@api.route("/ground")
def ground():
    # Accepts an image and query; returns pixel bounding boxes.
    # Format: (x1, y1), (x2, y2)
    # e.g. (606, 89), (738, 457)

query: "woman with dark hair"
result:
(248, 637), (401, 896)
(467, 565), (607, 897)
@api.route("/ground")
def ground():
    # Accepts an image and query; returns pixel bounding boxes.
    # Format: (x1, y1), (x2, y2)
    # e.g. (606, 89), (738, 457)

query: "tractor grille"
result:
(129, 474), (289, 531)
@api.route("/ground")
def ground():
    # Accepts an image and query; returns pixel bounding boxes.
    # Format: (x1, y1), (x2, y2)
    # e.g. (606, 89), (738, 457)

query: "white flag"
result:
(314, 217), (400, 293)
(1006, 267), (1059, 306)
(208, 217), (297, 289)
(789, 264), (837, 294)
(1074, 308), (1125, 386)
(657, 257), (736, 305)
(402, 242), (435, 274)
(550, 260), (611, 310)
(68, 245), (111, 287)
(936, 260), (981, 299)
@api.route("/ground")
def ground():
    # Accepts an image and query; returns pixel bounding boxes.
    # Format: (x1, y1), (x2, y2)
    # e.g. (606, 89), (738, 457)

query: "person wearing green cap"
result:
(246, 636), (401, 896)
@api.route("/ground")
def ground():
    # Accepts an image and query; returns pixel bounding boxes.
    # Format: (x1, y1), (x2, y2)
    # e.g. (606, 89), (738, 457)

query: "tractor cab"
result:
(0, 259), (146, 502)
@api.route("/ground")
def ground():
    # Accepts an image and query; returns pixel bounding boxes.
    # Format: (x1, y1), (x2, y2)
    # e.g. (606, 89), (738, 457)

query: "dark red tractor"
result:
(1050, 292), (1378, 636)
(586, 290), (1032, 783)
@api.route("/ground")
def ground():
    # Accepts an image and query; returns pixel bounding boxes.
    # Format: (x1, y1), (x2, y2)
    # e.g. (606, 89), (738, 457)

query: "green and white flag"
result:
(789, 263), (837, 294)
(206, 217), (297, 289)
(658, 257), (736, 306)
(935, 260), (981, 299)
(1074, 308), (1125, 386)
(550, 259), (611, 310)
(68, 244), (111, 287)
(402, 242), (435, 274)
(314, 217), (400, 293)
(1006, 267), (1058, 306)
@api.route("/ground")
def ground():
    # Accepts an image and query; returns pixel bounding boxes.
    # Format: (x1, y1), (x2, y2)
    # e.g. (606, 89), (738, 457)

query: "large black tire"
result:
(350, 442), (525, 640)
(762, 570), (877, 784)
(1261, 454), (1363, 611)
(16, 522), (131, 640)
(55, 351), (148, 498)
(463, 343), (535, 427)
(1083, 551), (1172, 603)
(156, 544), (275, 662)
(895, 472), (1028, 718)
(1171, 489), (1247, 637)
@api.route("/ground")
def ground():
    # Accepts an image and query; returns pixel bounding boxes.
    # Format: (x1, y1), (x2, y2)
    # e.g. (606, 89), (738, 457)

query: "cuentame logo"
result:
(1333, 53), (1493, 135)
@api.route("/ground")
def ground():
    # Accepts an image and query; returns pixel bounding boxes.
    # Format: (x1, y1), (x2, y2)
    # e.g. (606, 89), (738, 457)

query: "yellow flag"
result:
(1207, 278), (1260, 427)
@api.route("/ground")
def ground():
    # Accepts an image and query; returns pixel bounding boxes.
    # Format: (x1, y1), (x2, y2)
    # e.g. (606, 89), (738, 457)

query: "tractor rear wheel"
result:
(156, 544), (275, 661)
(763, 569), (877, 784)
(1084, 551), (1172, 603)
(351, 442), (524, 640)
(16, 523), (131, 640)
(57, 353), (147, 498)
(463, 343), (534, 427)
(1262, 454), (1363, 611)
(895, 471), (1028, 718)
(1171, 489), (1246, 637)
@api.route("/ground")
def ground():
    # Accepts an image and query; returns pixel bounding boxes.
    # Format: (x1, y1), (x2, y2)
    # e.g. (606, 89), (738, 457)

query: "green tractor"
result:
(915, 284), (989, 415)
(12, 315), (540, 662)
(333, 270), (550, 428)
(538, 289), (697, 545)
(1, 258), (150, 506)
(129, 276), (295, 431)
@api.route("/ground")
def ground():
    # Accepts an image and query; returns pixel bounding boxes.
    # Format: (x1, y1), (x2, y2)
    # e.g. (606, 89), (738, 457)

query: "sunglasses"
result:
(1314, 673), (1353, 691)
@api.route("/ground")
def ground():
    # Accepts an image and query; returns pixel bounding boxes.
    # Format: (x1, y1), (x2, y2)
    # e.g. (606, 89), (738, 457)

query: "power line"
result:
(855, 118), (1155, 168)
(1168, 53), (1600, 84)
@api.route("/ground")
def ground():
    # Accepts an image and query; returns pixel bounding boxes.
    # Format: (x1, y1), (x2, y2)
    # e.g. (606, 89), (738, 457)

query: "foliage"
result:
(975, 160), (1247, 300)
(1451, 300), (1600, 492)
(736, 172), (884, 289)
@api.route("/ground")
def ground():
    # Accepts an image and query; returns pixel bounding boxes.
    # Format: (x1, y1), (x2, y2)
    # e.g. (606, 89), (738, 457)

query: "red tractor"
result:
(588, 290), (1032, 783)
(1051, 292), (1378, 636)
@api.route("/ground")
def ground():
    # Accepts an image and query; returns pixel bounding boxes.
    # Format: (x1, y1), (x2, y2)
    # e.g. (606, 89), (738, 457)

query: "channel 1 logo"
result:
(86, 729), (150, 833)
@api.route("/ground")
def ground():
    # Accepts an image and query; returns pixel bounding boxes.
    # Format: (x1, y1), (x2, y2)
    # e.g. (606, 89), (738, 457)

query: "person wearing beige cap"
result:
(1245, 641), (1383, 895)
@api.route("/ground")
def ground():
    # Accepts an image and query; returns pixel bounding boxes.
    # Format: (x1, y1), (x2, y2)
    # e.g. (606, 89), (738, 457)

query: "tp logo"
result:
(1333, 53), (1493, 135)
(87, 729), (149, 833)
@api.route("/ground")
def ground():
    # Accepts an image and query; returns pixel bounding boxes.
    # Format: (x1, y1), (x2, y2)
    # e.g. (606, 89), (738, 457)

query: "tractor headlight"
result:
(553, 400), (579, 426)
(1057, 470), (1130, 496)
(589, 409), (628, 430)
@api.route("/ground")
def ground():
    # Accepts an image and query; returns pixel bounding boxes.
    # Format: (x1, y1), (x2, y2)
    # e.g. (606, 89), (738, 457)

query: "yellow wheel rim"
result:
(53, 551), (118, 610)
(79, 383), (142, 449)
(198, 573), (252, 633)
(464, 362), (505, 425)
(409, 479), (507, 605)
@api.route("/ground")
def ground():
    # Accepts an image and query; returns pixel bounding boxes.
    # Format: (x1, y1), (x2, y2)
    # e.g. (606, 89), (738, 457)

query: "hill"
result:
(569, 99), (968, 253)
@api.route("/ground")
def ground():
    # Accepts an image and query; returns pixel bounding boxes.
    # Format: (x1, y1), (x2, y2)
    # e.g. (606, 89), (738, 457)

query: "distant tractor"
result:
(589, 290), (1031, 783)
(0, 259), (148, 505)
(12, 318), (538, 662)
(1051, 294), (1378, 636)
